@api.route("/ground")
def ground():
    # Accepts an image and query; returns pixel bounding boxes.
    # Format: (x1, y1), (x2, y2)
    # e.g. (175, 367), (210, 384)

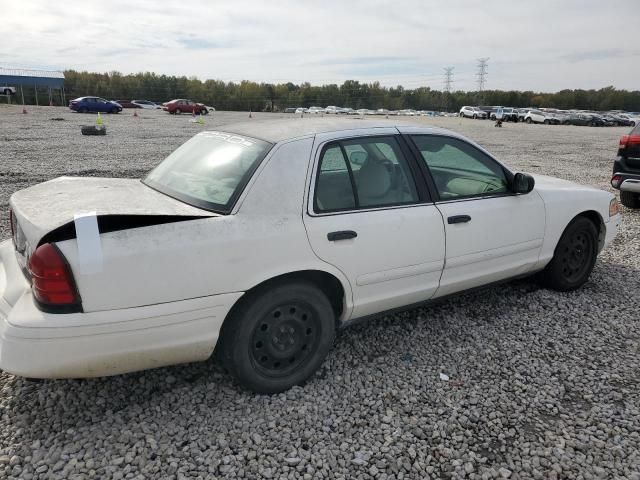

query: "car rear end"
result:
(0, 175), (239, 379)
(612, 124), (640, 207)
(68, 98), (81, 111)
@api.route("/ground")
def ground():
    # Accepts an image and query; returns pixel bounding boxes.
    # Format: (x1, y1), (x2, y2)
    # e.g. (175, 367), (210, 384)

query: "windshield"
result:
(144, 131), (272, 213)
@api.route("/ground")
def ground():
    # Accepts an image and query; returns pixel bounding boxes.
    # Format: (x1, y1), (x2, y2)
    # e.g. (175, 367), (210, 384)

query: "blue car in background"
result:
(69, 97), (122, 114)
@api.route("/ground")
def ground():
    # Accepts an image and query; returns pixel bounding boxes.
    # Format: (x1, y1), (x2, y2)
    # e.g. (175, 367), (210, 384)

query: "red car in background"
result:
(162, 99), (208, 115)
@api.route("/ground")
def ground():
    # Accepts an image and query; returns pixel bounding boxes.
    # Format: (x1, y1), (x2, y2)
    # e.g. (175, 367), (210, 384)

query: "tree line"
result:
(13, 70), (640, 112)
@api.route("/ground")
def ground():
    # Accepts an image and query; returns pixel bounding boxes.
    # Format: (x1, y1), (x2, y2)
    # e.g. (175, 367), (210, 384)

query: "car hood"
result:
(10, 177), (217, 248)
(531, 174), (612, 197)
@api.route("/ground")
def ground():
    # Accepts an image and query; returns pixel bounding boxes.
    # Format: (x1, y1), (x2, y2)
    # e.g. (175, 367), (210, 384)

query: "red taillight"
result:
(619, 135), (629, 149)
(611, 175), (622, 188)
(28, 243), (80, 308)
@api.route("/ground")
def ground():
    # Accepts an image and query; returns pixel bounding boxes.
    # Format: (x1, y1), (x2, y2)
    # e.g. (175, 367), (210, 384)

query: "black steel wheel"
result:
(218, 281), (336, 393)
(251, 302), (320, 378)
(538, 216), (598, 291)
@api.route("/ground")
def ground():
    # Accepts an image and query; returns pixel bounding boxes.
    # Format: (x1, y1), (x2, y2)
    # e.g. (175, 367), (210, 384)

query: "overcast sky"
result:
(1, 0), (638, 92)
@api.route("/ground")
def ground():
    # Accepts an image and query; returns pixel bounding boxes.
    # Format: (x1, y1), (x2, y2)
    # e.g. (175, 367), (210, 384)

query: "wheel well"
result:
(576, 210), (605, 251)
(222, 270), (346, 332)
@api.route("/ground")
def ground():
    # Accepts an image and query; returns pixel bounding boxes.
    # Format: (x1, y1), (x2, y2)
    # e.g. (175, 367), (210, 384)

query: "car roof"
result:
(216, 118), (457, 143)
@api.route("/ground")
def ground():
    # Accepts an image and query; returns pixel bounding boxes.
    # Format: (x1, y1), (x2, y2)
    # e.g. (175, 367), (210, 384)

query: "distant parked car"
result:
(525, 110), (559, 125)
(612, 123), (640, 208)
(114, 100), (141, 109)
(616, 113), (639, 127)
(1, 86), (16, 96)
(295, 107), (306, 114)
(459, 106), (487, 119)
(324, 106), (340, 114)
(284, 108), (297, 113)
(587, 114), (610, 127)
(307, 107), (325, 114)
(131, 100), (161, 109)
(162, 99), (208, 115)
(69, 97), (122, 114)
(606, 114), (634, 127)
(490, 107), (518, 122)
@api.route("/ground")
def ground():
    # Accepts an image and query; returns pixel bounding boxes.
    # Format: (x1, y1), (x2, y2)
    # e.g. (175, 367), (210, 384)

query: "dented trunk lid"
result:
(9, 177), (217, 253)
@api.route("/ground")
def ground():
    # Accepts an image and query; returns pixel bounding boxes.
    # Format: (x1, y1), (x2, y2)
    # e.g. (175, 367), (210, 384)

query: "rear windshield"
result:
(144, 131), (272, 213)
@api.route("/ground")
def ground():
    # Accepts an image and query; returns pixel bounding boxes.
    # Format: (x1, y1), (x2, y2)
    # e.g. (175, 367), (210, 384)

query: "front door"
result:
(405, 132), (546, 297)
(303, 131), (446, 320)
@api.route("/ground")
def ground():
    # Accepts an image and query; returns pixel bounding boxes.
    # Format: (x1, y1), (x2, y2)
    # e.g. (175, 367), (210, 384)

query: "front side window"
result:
(315, 136), (419, 212)
(411, 135), (509, 200)
(144, 131), (272, 213)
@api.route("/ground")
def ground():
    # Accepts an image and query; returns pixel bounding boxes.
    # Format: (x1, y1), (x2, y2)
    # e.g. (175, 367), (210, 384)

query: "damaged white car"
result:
(0, 119), (621, 392)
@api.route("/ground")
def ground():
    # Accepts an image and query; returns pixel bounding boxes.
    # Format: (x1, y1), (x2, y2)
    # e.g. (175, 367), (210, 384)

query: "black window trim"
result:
(402, 133), (517, 204)
(310, 134), (432, 216)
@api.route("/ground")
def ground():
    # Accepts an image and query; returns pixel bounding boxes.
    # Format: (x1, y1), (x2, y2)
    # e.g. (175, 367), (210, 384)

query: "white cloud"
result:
(1, 0), (638, 91)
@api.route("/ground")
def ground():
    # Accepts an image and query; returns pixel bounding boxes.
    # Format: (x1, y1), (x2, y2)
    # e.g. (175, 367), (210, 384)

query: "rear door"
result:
(303, 129), (446, 320)
(403, 130), (546, 297)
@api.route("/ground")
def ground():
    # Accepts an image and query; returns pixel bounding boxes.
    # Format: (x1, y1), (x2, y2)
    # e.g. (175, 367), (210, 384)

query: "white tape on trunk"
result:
(74, 212), (103, 274)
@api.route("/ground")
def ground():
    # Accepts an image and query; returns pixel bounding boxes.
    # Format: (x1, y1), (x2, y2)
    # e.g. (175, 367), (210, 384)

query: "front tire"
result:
(538, 217), (598, 291)
(620, 191), (640, 209)
(525, 118), (532, 124)
(175, 108), (182, 114)
(218, 281), (336, 393)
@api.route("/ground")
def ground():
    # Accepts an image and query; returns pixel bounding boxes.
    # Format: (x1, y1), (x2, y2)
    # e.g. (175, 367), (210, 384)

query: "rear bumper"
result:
(612, 157), (640, 192)
(0, 240), (242, 378)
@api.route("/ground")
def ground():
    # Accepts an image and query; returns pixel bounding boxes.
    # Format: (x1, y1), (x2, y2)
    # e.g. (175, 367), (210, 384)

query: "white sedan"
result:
(0, 120), (621, 392)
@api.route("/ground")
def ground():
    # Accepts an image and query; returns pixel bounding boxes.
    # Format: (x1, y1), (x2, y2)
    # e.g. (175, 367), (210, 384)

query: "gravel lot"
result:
(1, 105), (639, 480)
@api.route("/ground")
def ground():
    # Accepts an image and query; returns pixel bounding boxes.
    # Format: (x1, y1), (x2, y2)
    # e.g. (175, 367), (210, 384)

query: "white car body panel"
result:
(434, 193), (546, 297)
(304, 128), (445, 318)
(529, 174), (620, 269)
(0, 120), (620, 378)
(10, 177), (216, 250)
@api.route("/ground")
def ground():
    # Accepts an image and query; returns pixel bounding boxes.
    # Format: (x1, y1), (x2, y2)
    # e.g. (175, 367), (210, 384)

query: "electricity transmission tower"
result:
(443, 67), (454, 112)
(476, 57), (489, 104)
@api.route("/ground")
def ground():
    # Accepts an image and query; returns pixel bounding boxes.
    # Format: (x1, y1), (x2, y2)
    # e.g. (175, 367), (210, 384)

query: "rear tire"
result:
(526, 118), (532, 124)
(201, 108), (208, 115)
(544, 119), (550, 125)
(473, 114), (477, 119)
(218, 281), (336, 393)
(538, 217), (598, 291)
(620, 191), (640, 209)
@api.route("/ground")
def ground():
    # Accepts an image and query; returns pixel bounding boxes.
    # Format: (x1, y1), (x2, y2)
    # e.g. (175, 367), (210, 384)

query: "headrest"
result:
(357, 159), (391, 200)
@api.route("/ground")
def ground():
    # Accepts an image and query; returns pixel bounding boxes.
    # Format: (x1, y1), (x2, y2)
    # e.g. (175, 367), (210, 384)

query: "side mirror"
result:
(349, 151), (367, 166)
(512, 172), (535, 194)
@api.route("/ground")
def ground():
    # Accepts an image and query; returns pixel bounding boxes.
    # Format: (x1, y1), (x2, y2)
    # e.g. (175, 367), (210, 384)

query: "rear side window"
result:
(314, 136), (419, 212)
(144, 131), (272, 213)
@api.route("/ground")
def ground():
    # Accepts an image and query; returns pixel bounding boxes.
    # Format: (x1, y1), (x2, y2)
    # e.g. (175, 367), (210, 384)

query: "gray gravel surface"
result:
(1, 106), (639, 479)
